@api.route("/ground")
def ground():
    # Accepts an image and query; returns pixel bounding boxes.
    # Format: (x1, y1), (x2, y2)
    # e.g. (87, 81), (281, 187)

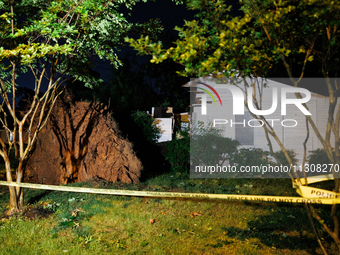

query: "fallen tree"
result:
(0, 0), (162, 214)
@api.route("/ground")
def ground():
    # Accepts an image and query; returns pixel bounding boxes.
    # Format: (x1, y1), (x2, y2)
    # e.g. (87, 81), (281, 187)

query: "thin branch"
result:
(305, 204), (329, 255)
(84, 0), (114, 26)
(297, 39), (315, 83)
(309, 204), (340, 247)
(249, 0), (272, 42)
(10, 1), (14, 35)
(302, 118), (309, 184)
(59, 0), (85, 25)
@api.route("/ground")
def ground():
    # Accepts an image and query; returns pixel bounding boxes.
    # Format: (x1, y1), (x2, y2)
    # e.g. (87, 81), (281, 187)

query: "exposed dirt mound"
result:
(25, 96), (142, 185)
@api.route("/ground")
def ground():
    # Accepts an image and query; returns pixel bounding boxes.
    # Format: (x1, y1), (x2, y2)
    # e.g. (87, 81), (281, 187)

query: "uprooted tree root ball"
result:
(25, 96), (142, 185)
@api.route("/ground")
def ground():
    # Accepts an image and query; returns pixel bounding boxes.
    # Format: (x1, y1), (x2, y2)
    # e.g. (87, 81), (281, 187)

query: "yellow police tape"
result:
(0, 174), (339, 205)
(293, 174), (339, 202)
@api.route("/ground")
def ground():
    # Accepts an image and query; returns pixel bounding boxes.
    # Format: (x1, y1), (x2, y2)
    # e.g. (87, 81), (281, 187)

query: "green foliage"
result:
(165, 121), (239, 174)
(140, 240), (149, 247)
(74, 225), (93, 238)
(126, 0), (272, 77)
(165, 128), (190, 173)
(307, 148), (335, 165)
(231, 148), (271, 170)
(191, 122), (239, 167)
(0, 0), (165, 87)
(131, 110), (161, 144)
(274, 149), (298, 166)
(127, 0), (340, 78)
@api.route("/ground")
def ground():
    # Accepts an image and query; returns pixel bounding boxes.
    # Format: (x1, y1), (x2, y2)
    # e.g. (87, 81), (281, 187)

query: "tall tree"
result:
(126, 0), (340, 253)
(0, 0), (162, 214)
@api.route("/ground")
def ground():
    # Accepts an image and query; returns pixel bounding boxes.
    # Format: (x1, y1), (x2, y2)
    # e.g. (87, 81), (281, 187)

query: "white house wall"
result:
(155, 118), (173, 143)
(189, 77), (339, 164)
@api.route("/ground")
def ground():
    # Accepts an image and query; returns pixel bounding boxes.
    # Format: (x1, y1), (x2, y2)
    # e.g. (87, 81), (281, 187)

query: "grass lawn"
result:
(0, 172), (338, 254)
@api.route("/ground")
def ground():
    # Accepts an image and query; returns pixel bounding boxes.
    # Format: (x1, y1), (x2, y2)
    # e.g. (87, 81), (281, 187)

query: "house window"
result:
(235, 111), (254, 145)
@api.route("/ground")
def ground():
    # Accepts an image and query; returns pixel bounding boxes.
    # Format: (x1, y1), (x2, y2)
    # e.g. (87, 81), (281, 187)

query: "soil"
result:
(24, 94), (143, 185)
(0, 205), (54, 220)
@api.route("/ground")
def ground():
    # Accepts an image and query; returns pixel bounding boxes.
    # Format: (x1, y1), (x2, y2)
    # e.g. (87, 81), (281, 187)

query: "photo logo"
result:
(195, 84), (311, 116)
(196, 82), (223, 111)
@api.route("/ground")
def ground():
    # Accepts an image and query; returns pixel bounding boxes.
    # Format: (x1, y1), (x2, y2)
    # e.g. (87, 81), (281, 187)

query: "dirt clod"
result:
(25, 96), (142, 185)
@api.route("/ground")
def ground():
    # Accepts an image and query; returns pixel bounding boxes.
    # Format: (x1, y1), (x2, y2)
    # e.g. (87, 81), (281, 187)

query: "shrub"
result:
(131, 110), (161, 143)
(165, 128), (190, 174)
(165, 120), (240, 174)
(231, 148), (271, 169)
(190, 121), (239, 166)
(274, 149), (298, 166)
(307, 148), (335, 165)
(191, 135), (239, 167)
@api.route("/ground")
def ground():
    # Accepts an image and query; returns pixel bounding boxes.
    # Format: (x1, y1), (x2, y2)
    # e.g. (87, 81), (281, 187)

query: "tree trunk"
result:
(4, 152), (23, 215)
(8, 186), (19, 215)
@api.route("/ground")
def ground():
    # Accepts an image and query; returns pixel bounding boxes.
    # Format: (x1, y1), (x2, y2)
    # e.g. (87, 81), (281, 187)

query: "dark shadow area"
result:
(66, 58), (190, 181)
(26, 190), (51, 205)
(219, 204), (333, 254)
(110, 111), (170, 181)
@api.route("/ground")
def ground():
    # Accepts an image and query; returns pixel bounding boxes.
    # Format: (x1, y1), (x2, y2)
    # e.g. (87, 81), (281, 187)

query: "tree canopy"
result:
(126, 0), (340, 252)
(0, 0), (164, 214)
(126, 0), (340, 79)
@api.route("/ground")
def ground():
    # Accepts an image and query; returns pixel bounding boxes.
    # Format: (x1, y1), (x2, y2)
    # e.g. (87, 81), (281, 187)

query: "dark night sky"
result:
(93, 0), (197, 82)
